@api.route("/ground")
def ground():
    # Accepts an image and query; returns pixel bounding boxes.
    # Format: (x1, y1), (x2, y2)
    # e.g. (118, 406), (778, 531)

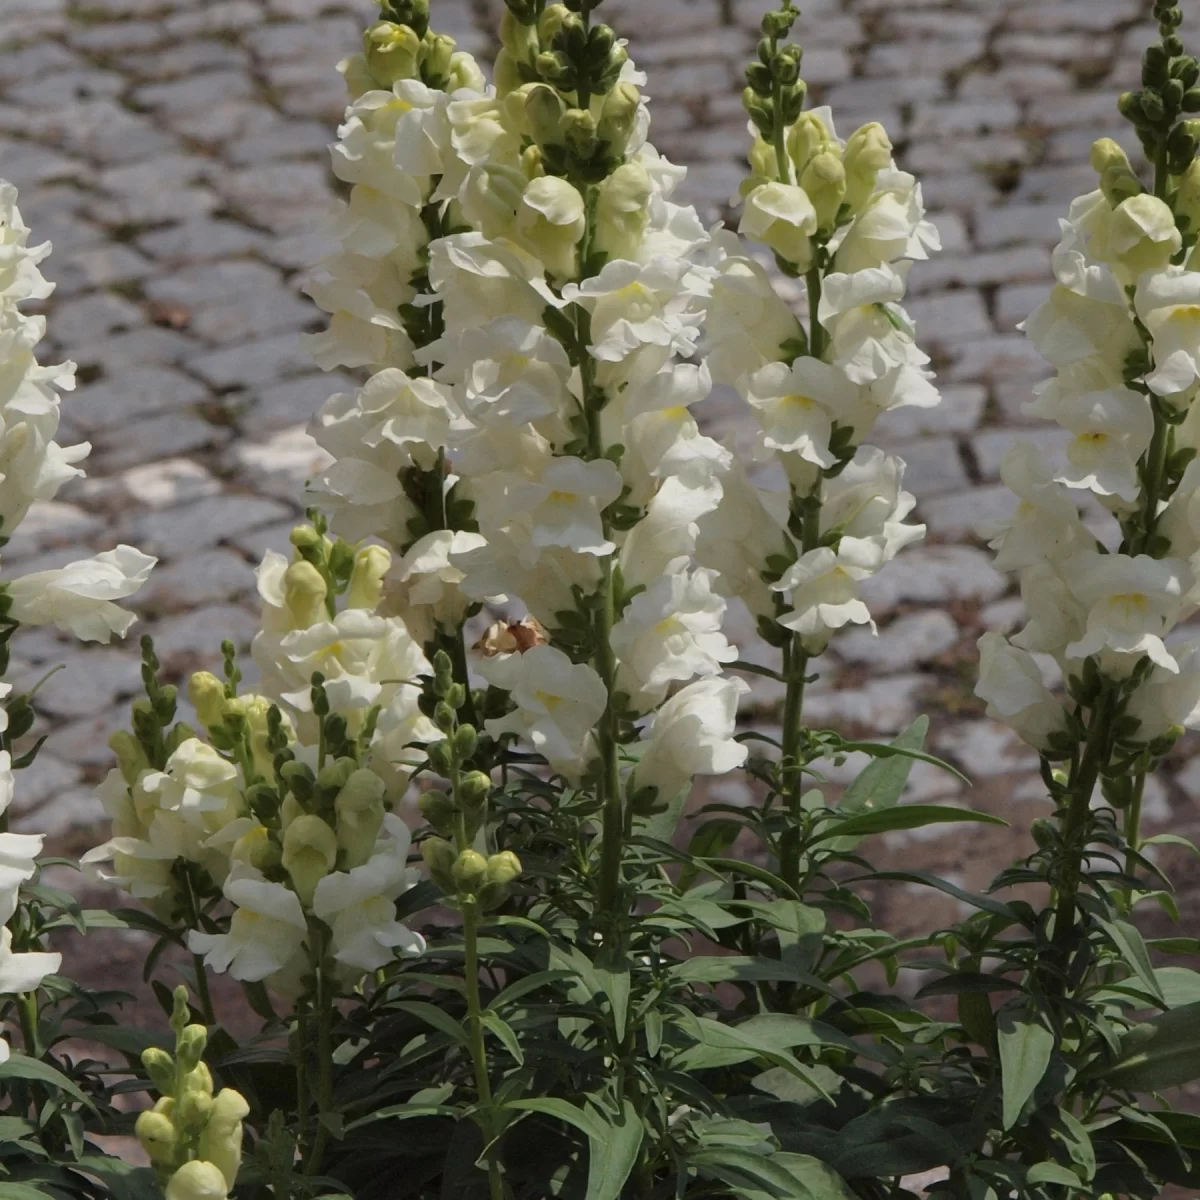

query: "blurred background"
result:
(1, 0), (1197, 947)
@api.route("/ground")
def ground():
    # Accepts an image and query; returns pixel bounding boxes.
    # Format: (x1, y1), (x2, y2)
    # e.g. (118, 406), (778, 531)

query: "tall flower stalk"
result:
(977, 0), (1200, 978)
(699, 2), (942, 895)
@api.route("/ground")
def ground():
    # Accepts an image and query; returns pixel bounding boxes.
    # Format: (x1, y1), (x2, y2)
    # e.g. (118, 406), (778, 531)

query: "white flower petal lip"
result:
(1136, 266), (1200, 396)
(5, 545), (155, 643)
(0, 927), (61, 995)
(975, 632), (1067, 751)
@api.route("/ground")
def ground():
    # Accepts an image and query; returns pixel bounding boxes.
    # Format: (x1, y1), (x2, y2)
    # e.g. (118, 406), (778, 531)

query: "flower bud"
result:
(525, 83), (568, 147)
(334, 768), (387, 868)
(418, 788), (457, 835)
(282, 814), (338, 906)
(135, 1109), (178, 1166)
(198, 1088), (250, 1189)
(176, 1084), (214, 1131)
(452, 848), (489, 894)
(176, 1026), (208, 1073)
(538, 3), (569, 43)
(453, 723), (478, 759)
(1104, 193), (1181, 276)
(165, 1159), (231, 1200)
(232, 822), (281, 872)
(460, 770), (491, 805)
(800, 149), (846, 230)
(500, 8), (538, 60)
(421, 836), (457, 890)
(594, 161), (651, 260)
(283, 561), (327, 630)
(786, 111), (832, 177)
(485, 850), (521, 886)
(562, 108), (598, 159)
(346, 544), (391, 610)
(363, 20), (421, 85)
(843, 121), (892, 212)
(187, 672), (227, 731)
(1175, 157), (1200, 231)
(420, 32), (456, 83)
(142, 1047), (177, 1096)
(597, 82), (640, 160)
(517, 175), (587, 279)
(108, 729), (150, 785)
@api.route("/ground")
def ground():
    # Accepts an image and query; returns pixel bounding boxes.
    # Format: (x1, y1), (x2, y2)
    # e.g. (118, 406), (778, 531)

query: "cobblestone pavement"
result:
(3, 0), (1200, 930)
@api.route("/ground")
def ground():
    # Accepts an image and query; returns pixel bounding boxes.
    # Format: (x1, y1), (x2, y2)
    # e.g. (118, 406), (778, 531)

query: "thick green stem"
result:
(192, 954), (216, 1027)
(1050, 691), (1116, 958)
(1123, 769), (1147, 902)
(777, 636), (808, 891)
(303, 936), (335, 1177)
(592, 543), (624, 917)
(806, 266), (825, 361)
(18, 990), (39, 1057)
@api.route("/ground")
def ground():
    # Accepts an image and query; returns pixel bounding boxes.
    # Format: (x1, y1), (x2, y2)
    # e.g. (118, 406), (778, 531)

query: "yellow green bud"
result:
(282, 814), (338, 907)
(452, 849), (489, 894)
(538, 3), (569, 43)
(460, 771), (491, 805)
(596, 82), (641, 159)
(142, 1047), (176, 1096)
(334, 768), (387, 868)
(800, 149), (846, 230)
(1091, 137), (1143, 206)
(134, 1110), (178, 1166)
(786, 111), (832, 177)
(500, 8), (538, 60)
(420, 31), (456, 82)
(176, 1026), (208, 1073)
(562, 108), (598, 158)
(525, 84), (567, 148)
(198, 1088), (250, 1190)
(594, 161), (652, 261)
(176, 1085), (214, 1132)
(164, 1159), (231, 1200)
(283, 561), (327, 629)
(421, 836), (457, 891)
(346, 543), (391, 610)
(231, 823), (280, 873)
(187, 672), (227, 731)
(362, 20), (422, 86)
(108, 729), (149, 785)
(843, 121), (892, 212)
(485, 850), (522, 887)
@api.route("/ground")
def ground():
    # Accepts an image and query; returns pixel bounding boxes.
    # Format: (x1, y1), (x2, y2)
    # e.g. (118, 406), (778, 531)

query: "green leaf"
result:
(865, 871), (1018, 919)
(669, 956), (835, 995)
(839, 735), (969, 784)
(586, 1099), (641, 1200)
(1155, 966), (1200, 1008)
(480, 1010), (524, 1066)
(391, 1001), (470, 1047)
(1026, 1162), (1083, 1188)
(837, 717), (929, 824)
(594, 952), (630, 1043)
(1098, 917), (1165, 1004)
(508, 1097), (603, 1142)
(0, 1053), (92, 1107)
(813, 804), (1005, 844)
(1102, 1000), (1200, 1091)
(997, 1003), (1054, 1129)
(673, 1014), (834, 1096)
(1142, 832), (1200, 860)
(0, 1186), (60, 1200)
(487, 970), (572, 1011)
(689, 1147), (853, 1199)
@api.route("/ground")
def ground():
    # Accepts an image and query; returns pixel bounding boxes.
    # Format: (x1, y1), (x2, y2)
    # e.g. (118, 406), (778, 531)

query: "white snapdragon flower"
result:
(705, 244), (804, 387)
(620, 470), (726, 591)
(1159, 458), (1200, 560)
(0, 183), (54, 307)
(1028, 383), (1154, 503)
(1135, 267), (1200, 396)
(1091, 193), (1181, 284)
(509, 456), (624, 557)
(739, 182), (818, 269)
(631, 676), (749, 804)
(612, 568), (736, 710)
(188, 870), (309, 983)
(368, 684), (441, 791)
(1021, 281), (1140, 372)
(773, 536), (887, 648)
(515, 176), (587, 281)
(1125, 641), (1200, 742)
(817, 265), (928, 384)
(975, 632), (1068, 751)
(978, 443), (1090, 570)
(819, 446), (925, 558)
(741, 358), (854, 468)
(1061, 550), (1191, 674)
(386, 528), (487, 644)
(0, 832), (41, 925)
(452, 316), (573, 429)
(276, 609), (430, 714)
(6, 545), (155, 642)
(312, 814), (425, 975)
(1011, 562), (1088, 659)
(0, 926), (61, 995)
(831, 169), (939, 273)
(479, 644), (607, 780)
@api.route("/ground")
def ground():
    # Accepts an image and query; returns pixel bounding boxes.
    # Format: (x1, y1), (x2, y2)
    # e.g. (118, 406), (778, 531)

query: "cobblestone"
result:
(6, 0), (1200, 952)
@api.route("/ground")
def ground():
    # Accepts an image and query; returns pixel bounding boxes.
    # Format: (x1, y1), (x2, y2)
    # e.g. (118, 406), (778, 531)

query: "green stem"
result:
(593, 543), (624, 918)
(462, 897), (504, 1200)
(18, 990), (39, 1057)
(295, 998), (309, 1158)
(1123, 767), (1148, 905)
(806, 266), (825, 361)
(192, 953), (216, 1027)
(303, 939), (335, 1177)
(1050, 690), (1116, 959)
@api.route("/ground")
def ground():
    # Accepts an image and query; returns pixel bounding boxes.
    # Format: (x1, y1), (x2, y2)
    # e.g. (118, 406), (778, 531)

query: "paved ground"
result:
(3, 0), (1200, 930)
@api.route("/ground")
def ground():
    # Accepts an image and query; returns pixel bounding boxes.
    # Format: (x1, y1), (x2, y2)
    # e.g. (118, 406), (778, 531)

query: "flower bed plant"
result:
(4, 1), (1200, 1197)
